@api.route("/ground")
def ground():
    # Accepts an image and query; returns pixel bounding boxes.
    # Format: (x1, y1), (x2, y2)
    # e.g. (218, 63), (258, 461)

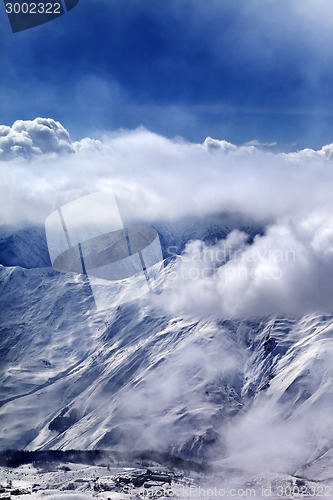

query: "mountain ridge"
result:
(0, 224), (332, 482)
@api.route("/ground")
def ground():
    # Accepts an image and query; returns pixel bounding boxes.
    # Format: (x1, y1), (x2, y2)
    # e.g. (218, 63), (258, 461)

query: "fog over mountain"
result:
(0, 119), (332, 494)
(1, 118), (333, 317)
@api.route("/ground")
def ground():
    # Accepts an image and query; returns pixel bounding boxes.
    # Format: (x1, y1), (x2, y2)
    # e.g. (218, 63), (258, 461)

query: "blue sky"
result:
(1, 0), (333, 149)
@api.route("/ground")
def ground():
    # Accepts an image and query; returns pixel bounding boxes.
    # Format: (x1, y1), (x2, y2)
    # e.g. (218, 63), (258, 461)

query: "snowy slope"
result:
(218, 315), (333, 477)
(0, 460), (331, 499)
(0, 264), (245, 457)
(0, 226), (51, 269)
(0, 223), (332, 483)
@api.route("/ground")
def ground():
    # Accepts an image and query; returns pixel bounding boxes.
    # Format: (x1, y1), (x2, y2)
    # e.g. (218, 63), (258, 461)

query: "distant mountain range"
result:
(0, 220), (332, 484)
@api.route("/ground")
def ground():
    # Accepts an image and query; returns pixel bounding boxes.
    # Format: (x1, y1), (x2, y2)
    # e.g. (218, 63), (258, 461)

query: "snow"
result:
(0, 461), (332, 499)
(0, 223), (332, 492)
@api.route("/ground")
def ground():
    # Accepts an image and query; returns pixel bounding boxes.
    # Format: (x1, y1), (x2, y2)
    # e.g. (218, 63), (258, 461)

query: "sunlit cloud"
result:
(1, 118), (333, 318)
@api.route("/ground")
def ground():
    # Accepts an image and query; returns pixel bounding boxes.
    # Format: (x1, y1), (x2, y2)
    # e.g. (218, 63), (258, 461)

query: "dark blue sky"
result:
(1, 0), (333, 149)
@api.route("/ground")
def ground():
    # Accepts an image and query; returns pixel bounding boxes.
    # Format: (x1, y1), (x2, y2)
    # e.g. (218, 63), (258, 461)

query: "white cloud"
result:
(153, 210), (333, 318)
(1, 119), (333, 228)
(286, 143), (333, 161)
(0, 117), (101, 160)
(244, 139), (278, 148)
(73, 137), (103, 153)
(1, 118), (333, 317)
(204, 137), (257, 154)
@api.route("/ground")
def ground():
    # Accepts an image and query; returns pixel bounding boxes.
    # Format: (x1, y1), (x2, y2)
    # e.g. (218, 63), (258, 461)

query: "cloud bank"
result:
(1, 118), (333, 318)
(0, 118), (102, 160)
(1, 117), (332, 226)
(153, 212), (333, 318)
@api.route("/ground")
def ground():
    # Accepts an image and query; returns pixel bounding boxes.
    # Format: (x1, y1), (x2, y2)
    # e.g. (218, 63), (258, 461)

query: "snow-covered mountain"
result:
(0, 223), (332, 486)
(0, 226), (51, 269)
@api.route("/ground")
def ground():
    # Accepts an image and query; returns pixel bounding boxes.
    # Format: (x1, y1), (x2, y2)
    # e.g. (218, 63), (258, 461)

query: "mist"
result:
(1, 118), (333, 318)
(1, 118), (333, 229)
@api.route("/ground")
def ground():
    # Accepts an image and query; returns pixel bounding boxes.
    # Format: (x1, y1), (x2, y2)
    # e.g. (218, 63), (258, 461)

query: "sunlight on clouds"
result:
(1, 118), (333, 228)
(1, 118), (333, 317)
(153, 211), (333, 318)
